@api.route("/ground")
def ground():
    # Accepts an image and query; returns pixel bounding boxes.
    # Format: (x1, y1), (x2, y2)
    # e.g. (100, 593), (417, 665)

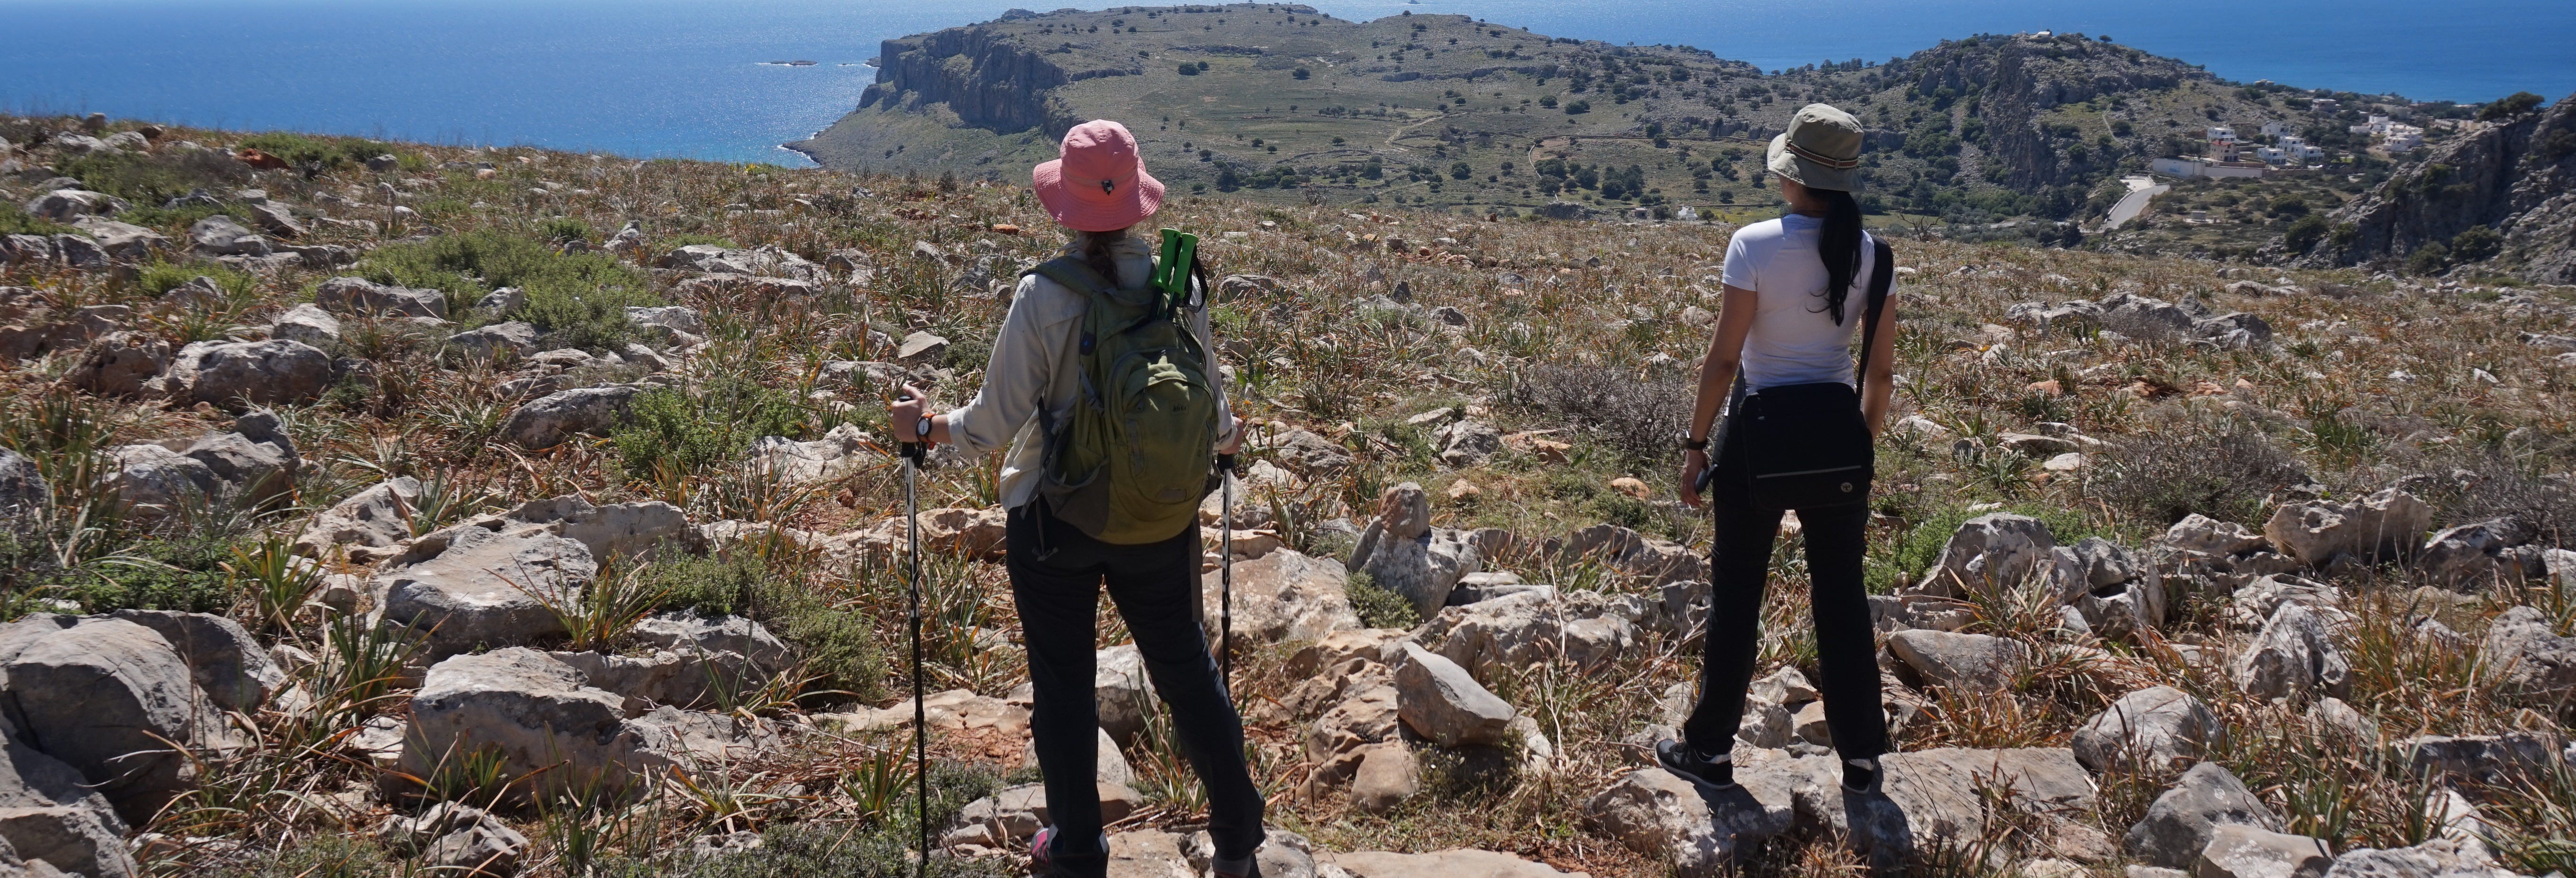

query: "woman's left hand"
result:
(1678, 448), (1709, 509)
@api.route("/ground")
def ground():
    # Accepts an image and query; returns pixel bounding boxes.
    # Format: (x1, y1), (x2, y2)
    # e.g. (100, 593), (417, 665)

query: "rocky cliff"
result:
(1890, 35), (2200, 191)
(2310, 93), (2576, 281)
(859, 24), (1142, 138)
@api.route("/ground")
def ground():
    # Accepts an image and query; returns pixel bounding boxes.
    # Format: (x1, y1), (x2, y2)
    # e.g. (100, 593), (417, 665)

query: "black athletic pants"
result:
(1680, 415), (1888, 764)
(1006, 502), (1264, 875)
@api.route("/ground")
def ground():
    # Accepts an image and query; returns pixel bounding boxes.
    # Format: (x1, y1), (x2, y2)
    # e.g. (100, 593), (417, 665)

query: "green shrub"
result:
(59, 534), (239, 614)
(356, 229), (660, 348)
(0, 202), (69, 236)
(55, 149), (252, 205)
(1345, 570), (1422, 630)
(642, 550), (885, 703)
(2091, 422), (2308, 527)
(1867, 501), (2104, 593)
(135, 260), (255, 300)
(236, 132), (402, 169)
(611, 379), (806, 479)
(537, 216), (596, 244)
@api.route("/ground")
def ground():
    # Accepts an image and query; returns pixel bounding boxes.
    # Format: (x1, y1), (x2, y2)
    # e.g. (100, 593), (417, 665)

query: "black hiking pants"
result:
(1679, 419), (1888, 765)
(1006, 501), (1264, 875)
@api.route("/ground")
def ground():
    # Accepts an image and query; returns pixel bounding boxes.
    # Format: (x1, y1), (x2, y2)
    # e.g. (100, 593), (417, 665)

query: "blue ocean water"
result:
(3, 0), (2569, 166)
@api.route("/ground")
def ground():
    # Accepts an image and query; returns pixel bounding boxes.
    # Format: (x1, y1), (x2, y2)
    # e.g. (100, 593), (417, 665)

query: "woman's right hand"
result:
(1679, 448), (1709, 509)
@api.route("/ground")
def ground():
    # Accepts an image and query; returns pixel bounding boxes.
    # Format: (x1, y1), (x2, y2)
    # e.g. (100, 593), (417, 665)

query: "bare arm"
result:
(1678, 284), (1760, 508)
(1861, 288), (1900, 436)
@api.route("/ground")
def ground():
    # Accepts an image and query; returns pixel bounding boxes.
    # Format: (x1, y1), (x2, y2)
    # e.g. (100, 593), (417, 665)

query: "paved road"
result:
(2102, 177), (2170, 231)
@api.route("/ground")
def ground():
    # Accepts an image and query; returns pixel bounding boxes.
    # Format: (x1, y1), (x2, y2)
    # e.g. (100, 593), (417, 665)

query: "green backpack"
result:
(1027, 236), (1221, 545)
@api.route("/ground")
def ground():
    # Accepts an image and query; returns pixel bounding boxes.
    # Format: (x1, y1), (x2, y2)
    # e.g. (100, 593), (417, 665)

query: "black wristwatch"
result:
(1678, 432), (1709, 452)
(916, 416), (935, 442)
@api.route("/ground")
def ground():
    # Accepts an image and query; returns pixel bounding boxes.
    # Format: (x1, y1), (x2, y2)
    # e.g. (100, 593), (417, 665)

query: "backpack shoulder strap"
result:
(1852, 236), (1896, 384)
(1025, 257), (1112, 297)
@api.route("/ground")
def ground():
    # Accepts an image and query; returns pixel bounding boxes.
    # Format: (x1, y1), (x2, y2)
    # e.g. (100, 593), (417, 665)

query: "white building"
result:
(2312, 98), (2342, 113)
(2279, 135), (2325, 162)
(2255, 146), (2288, 164)
(2152, 156), (2267, 179)
(2208, 126), (2239, 143)
(2385, 129), (2424, 152)
(2259, 120), (2293, 138)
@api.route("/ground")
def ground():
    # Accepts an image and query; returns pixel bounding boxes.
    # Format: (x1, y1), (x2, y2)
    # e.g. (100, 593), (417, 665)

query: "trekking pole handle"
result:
(1215, 453), (1238, 475)
(894, 393), (929, 463)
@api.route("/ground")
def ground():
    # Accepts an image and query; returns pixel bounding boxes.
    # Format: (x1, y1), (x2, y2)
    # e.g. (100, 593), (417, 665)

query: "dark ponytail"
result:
(1815, 189), (1864, 324)
(1080, 227), (1128, 283)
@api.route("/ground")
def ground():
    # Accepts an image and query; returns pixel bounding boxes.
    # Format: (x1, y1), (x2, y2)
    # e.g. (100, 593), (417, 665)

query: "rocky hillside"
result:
(3, 113), (2576, 878)
(797, 5), (2483, 230)
(2300, 92), (2576, 283)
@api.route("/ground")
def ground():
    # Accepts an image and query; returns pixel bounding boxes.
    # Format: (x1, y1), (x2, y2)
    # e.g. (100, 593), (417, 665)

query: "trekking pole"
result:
(896, 395), (931, 877)
(1217, 453), (1237, 695)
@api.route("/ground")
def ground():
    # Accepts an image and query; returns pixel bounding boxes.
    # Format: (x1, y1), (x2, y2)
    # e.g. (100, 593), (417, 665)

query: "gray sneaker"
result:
(1655, 738), (1739, 793)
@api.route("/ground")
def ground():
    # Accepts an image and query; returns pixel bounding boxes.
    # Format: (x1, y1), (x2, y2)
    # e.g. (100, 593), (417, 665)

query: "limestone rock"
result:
(245, 203), (305, 239)
(314, 276), (447, 320)
(1554, 523), (1707, 586)
(374, 519), (596, 657)
(1198, 548), (1362, 648)
(746, 423), (876, 484)
(2166, 515), (2274, 557)
(2414, 518), (2534, 588)
(0, 449), (42, 521)
(0, 615), (242, 824)
(0, 805), (135, 878)
(405, 649), (771, 798)
(501, 385), (640, 448)
(499, 494), (696, 561)
(2262, 489), (2432, 568)
(158, 339), (334, 410)
(1436, 420), (1502, 467)
(105, 444), (217, 515)
(21, 190), (126, 222)
(1885, 629), (2030, 691)
(294, 476), (422, 562)
(183, 412), (300, 502)
(629, 612), (792, 672)
(69, 218), (167, 262)
(1094, 643), (1157, 745)
(1585, 767), (1795, 876)
(1796, 747), (2102, 865)
(377, 802), (526, 875)
(2394, 732), (2569, 788)
(2195, 824), (2332, 878)
(186, 216), (268, 256)
(1929, 513), (2056, 596)
(269, 303), (341, 346)
(61, 330), (167, 397)
(449, 321), (539, 360)
(2233, 602), (2353, 701)
(1415, 589), (1637, 679)
(2482, 604), (2576, 700)
(941, 782), (1140, 848)
(1350, 743), (1421, 814)
(102, 610), (284, 714)
(2073, 685), (2223, 772)
(2127, 762), (2284, 869)
(1393, 642), (1514, 747)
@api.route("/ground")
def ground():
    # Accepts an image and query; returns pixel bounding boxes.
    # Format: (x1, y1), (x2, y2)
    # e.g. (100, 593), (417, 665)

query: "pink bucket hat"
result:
(1032, 120), (1165, 232)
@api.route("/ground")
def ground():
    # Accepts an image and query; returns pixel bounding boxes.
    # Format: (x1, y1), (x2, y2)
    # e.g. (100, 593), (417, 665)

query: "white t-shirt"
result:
(1718, 213), (1885, 389)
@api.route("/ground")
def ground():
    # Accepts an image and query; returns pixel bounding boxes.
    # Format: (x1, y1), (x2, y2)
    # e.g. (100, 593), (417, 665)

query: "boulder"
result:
(1254, 428), (1355, 477)
(2393, 732), (2569, 789)
(49, 235), (109, 270)
(2127, 762), (2284, 869)
(186, 216), (268, 256)
(1585, 767), (1796, 876)
(1179, 828), (1321, 878)
(2482, 604), (2576, 700)
(2164, 516), (2272, 557)
(478, 287), (527, 316)
(0, 710), (133, 878)
(1436, 420), (1502, 467)
(2322, 842), (2521, 878)
(405, 649), (771, 798)
(294, 476), (422, 561)
(1394, 642), (1514, 747)
(2233, 602), (2353, 701)
(105, 444), (218, 514)
(746, 423), (875, 484)
(0, 449), (43, 520)
(629, 612), (791, 672)
(1303, 679), (1401, 772)
(547, 648), (769, 710)
(1796, 747), (2103, 865)
(21, 190), (125, 222)
(2262, 489), (2432, 568)
(1885, 629), (2030, 691)
(2226, 575), (2345, 632)
(102, 610), (285, 713)
(1197, 549), (1362, 648)
(67, 218), (165, 262)
(2414, 518), (2534, 588)
(2048, 537), (2145, 602)
(0, 805), (134, 878)
(624, 306), (704, 335)
(449, 321), (538, 360)
(0, 236), (54, 266)
(1929, 513), (2057, 596)
(2195, 825), (2332, 878)
(183, 411), (300, 502)
(896, 331), (947, 362)
(376, 802), (526, 876)
(1095, 643), (1158, 746)
(374, 519), (596, 657)
(245, 203), (305, 239)
(1349, 743), (1421, 814)
(1350, 483), (1479, 615)
(1415, 589), (1637, 679)
(499, 495), (695, 561)
(500, 385), (640, 448)
(1553, 523), (1708, 586)
(158, 339), (335, 410)
(314, 276), (448, 320)
(2073, 685), (2223, 772)
(60, 330), (167, 397)
(0, 615), (242, 824)
(269, 303), (341, 346)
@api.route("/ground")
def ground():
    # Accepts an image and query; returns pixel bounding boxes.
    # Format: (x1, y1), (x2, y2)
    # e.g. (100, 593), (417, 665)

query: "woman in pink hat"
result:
(888, 120), (1264, 878)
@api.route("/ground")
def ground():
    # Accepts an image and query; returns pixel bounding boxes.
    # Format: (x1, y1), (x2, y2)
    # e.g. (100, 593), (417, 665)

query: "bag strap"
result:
(1850, 237), (1895, 389)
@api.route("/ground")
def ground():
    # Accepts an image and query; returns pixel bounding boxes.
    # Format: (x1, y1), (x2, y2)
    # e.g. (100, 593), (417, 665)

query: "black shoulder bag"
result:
(1699, 238), (1895, 511)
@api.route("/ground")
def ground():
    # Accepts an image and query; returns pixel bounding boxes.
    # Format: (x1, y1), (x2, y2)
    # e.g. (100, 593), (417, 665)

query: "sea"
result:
(4, 0), (2570, 167)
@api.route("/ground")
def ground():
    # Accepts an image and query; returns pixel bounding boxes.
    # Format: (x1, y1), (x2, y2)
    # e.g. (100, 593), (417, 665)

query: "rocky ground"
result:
(1, 113), (2573, 878)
